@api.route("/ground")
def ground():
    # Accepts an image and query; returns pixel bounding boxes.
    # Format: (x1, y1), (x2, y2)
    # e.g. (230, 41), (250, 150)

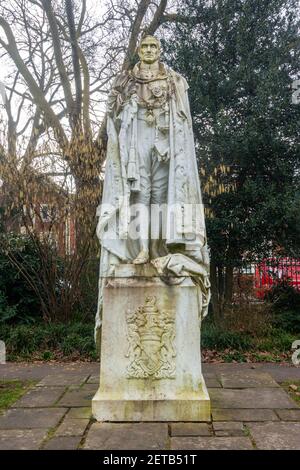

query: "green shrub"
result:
(0, 234), (43, 324)
(202, 323), (253, 350)
(266, 281), (300, 333)
(0, 322), (97, 360)
(259, 328), (297, 352)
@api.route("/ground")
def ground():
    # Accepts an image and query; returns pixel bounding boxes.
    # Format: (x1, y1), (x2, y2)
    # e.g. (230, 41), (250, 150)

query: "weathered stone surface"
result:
(0, 408), (67, 429)
(84, 423), (168, 450)
(56, 384), (97, 407)
(93, 277), (210, 422)
(171, 436), (253, 450)
(203, 363), (300, 384)
(220, 370), (279, 389)
(13, 387), (65, 407)
(43, 436), (81, 450)
(260, 364), (300, 383)
(0, 429), (48, 450)
(67, 407), (92, 419)
(170, 423), (211, 437)
(248, 422), (300, 450)
(55, 418), (89, 436)
(276, 409), (300, 421)
(210, 388), (296, 409)
(212, 409), (279, 422)
(204, 373), (221, 388)
(37, 374), (89, 387)
(87, 375), (99, 384)
(213, 421), (244, 436)
(0, 363), (61, 381)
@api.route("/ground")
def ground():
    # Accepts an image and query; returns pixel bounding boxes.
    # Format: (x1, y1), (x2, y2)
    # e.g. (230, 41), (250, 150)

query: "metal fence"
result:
(237, 257), (300, 299)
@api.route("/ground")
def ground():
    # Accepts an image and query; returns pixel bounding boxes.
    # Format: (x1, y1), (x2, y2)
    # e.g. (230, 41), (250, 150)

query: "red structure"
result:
(254, 257), (300, 299)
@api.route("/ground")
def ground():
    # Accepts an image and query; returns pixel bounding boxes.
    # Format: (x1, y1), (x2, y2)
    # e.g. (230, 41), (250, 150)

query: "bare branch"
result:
(0, 15), (68, 148)
(145, 0), (168, 35)
(40, 0), (75, 129)
(65, 0), (82, 129)
(122, 0), (151, 70)
(76, 0), (86, 37)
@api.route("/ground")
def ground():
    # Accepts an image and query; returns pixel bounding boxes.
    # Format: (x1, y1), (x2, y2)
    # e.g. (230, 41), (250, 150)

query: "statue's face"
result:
(138, 37), (160, 64)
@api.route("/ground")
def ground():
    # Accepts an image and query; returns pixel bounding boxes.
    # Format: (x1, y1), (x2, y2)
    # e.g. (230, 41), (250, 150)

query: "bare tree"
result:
(0, 0), (179, 321)
(0, 0), (176, 248)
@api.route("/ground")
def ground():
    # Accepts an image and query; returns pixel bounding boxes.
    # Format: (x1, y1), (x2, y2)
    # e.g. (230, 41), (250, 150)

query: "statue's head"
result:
(138, 35), (161, 65)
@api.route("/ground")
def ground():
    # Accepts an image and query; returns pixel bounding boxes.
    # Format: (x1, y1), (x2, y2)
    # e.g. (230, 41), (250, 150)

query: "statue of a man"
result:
(95, 35), (210, 344)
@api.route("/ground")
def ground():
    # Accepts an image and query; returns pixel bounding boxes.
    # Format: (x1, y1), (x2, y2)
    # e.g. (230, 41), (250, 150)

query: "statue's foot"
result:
(133, 250), (149, 265)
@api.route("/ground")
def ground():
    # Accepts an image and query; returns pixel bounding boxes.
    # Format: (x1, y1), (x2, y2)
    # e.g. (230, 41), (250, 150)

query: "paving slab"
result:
(0, 408), (67, 429)
(13, 387), (65, 407)
(170, 423), (211, 437)
(203, 373), (221, 388)
(87, 375), (99, 384)
(55, 418), (89, 436)
(84, 423), (169, 450)
(203, 363), (300, 383)
(210, 387), (297, 409)
(0, 363), (61, 381)
(0, 363), (98, 381)
(248, 422), (300, 450)
(43, 436), (82, 450)
(213, 421), (244, 436)
(276, 409), (300, 421)
(212, 409), (279, 422)
(171, 436), (253, 450)
(259, 364), (300, 383)
(219, 370), (279, 389)
(67, 407), (92, 419)
(55, 384), (97, 407)
(0, 429), (48, 450)
(37, 374), (89, 387)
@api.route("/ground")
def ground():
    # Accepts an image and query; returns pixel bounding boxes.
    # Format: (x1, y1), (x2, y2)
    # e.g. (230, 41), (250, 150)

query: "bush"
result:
(266, 281), (300, 333)
(0, 322), (97, 360)
(258, 328), (297, 352)
(0, 233), (43, 324)
(202, 323), (254, 350)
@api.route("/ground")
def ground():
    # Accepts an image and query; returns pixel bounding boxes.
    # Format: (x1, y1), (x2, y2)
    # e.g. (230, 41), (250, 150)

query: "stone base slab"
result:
(92, 380), (211, 422)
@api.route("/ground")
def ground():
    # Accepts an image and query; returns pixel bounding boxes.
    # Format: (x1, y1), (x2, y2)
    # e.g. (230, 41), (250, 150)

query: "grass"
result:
(281, 380), (300, 405)
(0, 380), (34, 413)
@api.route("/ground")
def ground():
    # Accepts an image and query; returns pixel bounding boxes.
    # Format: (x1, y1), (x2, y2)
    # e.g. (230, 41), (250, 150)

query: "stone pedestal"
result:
(92, 264), (210, 422)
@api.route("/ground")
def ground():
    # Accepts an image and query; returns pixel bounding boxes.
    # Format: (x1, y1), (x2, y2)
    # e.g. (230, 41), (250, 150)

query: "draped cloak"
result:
(95, 63), (210, 348)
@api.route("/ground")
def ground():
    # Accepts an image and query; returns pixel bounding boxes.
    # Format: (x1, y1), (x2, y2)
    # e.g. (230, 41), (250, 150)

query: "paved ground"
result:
(0, 362), (300, 450)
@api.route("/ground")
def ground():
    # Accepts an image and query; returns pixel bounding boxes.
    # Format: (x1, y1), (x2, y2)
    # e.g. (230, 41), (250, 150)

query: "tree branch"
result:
(0, 16), (68, 149)
(40, 0), (75, 129)
(122, 0), (151, 70)
(144, 0), (168, 35)
(65, 0), (82, 130)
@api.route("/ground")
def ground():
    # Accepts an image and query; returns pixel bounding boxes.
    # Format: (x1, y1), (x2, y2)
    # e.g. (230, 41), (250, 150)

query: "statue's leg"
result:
(150, 151), (169, 259)
(131, 112), (154, 264)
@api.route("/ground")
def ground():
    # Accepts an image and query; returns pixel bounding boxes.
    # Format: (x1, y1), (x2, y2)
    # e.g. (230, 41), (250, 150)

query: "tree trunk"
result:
(224, 265), (234, 306)
(210, 261), (221, 320)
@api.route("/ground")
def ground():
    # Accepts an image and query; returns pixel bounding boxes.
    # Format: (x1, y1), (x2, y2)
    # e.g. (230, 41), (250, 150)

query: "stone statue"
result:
(95, 35), (210, 347)
(93, 35), (211, 421)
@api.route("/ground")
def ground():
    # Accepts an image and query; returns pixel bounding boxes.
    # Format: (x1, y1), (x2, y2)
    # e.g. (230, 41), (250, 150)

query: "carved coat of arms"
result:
(125, 296), (176, 379)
